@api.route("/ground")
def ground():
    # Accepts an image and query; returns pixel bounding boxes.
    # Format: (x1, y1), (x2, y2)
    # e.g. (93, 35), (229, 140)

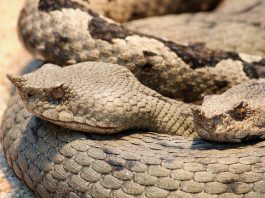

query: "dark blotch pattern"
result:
(143, 51), (157, 57)
(38, 0), (99, 17)
(243, 62), (259, 79)
(237, 1), (263, 14)
(161, 42), (242, 68)
(243, 59), (265, 78)
(252, 59), (265, 76)
(88, 17), (245, 69)
(88, 17), (134, 42)
(38, 0), (261, 71)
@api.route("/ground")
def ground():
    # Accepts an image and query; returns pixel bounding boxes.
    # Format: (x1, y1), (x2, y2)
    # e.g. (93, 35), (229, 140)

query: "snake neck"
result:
(150, 99), (196, 137)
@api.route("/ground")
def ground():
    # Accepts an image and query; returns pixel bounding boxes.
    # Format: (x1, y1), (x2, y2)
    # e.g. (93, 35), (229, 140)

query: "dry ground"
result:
(0, 0), (35, 197)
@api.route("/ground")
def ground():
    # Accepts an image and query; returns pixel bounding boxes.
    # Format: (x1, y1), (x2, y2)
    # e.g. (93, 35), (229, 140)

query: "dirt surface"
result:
(0, 0), (35, 197)
(0, 0), (32, 121)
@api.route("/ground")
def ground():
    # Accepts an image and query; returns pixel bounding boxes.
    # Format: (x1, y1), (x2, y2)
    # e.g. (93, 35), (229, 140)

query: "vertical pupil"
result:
(52, 88), (64, 99)
(27, 92), (34, 97)
(236, 107), (246, 119)
(240, 108), (246, 117)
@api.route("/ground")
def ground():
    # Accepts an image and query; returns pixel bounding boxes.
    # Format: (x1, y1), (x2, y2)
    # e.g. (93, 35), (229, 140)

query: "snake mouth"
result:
(37, 115), (118, 134)
(196, 121), (265, 143)
(194, 119), (235, 143)
(195, 121), (242, 143)
(23, 101), (119, 134)
(196, 127), (242, 143)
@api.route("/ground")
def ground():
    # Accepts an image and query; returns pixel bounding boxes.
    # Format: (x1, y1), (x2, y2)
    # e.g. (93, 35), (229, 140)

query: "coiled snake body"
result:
(2, 0), (265, 197)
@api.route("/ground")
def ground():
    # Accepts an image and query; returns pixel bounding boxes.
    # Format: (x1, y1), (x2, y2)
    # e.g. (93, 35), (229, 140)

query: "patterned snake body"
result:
(6, 62), (194, 136)
(18, 0), (265, 103)
(2, 0), (265, 197)
(2, 94), (265, 197)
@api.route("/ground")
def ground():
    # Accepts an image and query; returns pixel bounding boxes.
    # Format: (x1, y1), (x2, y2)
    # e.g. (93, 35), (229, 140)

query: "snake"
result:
(2, 0), (265, 197)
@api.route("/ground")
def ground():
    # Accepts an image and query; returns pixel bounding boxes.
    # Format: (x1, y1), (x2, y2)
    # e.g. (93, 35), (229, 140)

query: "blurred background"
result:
(0, 0), (31, 121)
(0, 1), (35, 197)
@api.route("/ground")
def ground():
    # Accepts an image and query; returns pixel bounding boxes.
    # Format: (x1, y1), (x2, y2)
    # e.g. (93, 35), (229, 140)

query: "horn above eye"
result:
(6, 73), (26, 88)
(229, 101), (249, 120)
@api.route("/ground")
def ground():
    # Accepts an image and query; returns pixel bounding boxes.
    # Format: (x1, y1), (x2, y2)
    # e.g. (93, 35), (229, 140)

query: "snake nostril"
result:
(210, 115), (223, 128)
(192, 106), (207, 121)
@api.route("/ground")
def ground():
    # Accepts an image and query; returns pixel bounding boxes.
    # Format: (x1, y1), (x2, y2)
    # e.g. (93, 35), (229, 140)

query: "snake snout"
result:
(191, 106), (208, 122)
(6, 73), (26, 88)
(192, 105), (224, 138)
(192, 106), (211, 131)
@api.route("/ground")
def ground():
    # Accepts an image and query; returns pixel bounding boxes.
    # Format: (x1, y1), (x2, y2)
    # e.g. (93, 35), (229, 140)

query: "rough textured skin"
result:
(67, 0), (221, 22)
(17, 0), (265, 102)
(2, 94), (265, 198)
(216, 0), (264, 14)
(7, 62), (195, 137)
(127, 0), (265, 57)
(193, 82), (265, 142)
(2, 0), (265, 197)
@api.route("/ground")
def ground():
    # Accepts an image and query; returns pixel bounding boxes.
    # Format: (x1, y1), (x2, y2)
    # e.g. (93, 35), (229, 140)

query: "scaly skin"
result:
(4, 62), (265, 198)
(18, 0), (265, 103)
(7, 62), (195, 137)
(2, 0), (265, 197)
(127, 0), (265, 57)
(2, 94), (265, 198)
(193, 82), (265, 142)
(73, 0), (221, 22)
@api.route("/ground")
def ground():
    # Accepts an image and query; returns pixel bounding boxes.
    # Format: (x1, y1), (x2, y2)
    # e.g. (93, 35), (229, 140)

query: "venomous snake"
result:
(2, 0), (265, 197)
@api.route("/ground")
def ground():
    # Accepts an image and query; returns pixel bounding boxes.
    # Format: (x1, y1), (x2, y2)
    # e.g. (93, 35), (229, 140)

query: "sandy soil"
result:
(0, 0), (35, 197)
(0, 0), (32, 121)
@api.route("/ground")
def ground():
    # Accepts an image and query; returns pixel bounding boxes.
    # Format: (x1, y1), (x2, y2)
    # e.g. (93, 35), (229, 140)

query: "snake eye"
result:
(51, 86), (65, 100)
(229, 101), (249, 121)
(27, 91), (34, 98)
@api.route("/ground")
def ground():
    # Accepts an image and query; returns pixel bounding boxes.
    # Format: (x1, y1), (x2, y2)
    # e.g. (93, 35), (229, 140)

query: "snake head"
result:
(6, 64), (76, 123)
(192, 83), (265, 143)
(192, 103), (224, 141)
(7, 72), (67, 104)
(6, 62), (137, 134)
(6, 73), (26, 88)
